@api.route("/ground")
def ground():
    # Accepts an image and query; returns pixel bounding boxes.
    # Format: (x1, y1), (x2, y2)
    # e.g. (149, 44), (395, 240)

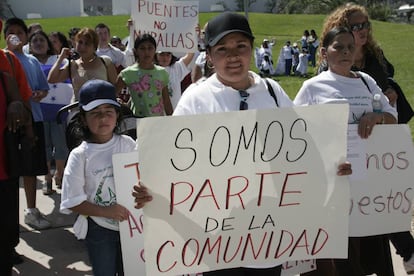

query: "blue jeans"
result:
(85, 218), (124, 276)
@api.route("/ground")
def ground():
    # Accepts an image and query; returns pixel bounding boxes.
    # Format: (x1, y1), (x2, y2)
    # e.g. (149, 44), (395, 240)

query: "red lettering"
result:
(157, 240), (176, 272)
(170, 182), (194, 215)
(226, 176), (249, 209)
(279, 172), (307, 207)
(275, 230), (294, 258)
(190, 179), (220, 212)
(124, 162), (140, 180)
(126, 212), (143, 236)
(257, 171), (281, 206)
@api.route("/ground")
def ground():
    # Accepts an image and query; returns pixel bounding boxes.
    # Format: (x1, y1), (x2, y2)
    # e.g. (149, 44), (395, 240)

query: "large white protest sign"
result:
(348, 124), (414, 237)
(135, 104), (349, 276)
(130, 0), (199, 52)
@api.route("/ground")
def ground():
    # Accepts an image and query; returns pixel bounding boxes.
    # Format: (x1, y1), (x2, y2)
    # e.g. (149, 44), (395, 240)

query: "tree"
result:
(234, 0), (257, 11)
(265, 0), (277, 13)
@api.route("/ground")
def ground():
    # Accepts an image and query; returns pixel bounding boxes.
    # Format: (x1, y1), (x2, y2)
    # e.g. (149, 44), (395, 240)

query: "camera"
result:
(68, 50), (80, 60)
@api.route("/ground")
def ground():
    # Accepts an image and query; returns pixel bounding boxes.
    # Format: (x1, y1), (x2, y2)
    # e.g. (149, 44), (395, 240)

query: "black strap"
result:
(264, 78), (278, 107)
(360, 75), (372, 94)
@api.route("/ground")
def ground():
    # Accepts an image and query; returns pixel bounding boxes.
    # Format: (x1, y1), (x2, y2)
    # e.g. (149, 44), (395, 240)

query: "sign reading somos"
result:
(130, 0), (199, 52)
(133, 104), (349, 275)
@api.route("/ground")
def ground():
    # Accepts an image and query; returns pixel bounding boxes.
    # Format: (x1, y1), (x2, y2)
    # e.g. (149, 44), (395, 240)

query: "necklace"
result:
(84, 55), (97, 63)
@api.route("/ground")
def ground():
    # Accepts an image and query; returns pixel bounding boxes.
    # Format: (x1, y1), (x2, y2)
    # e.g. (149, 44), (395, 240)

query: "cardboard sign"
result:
(135, 104), (350, 275)
(348, 124), (414, 236)
(130, 0), (198, 52)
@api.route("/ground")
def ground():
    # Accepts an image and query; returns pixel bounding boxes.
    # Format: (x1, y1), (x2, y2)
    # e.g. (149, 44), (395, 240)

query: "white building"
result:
(5, 0), (268, 19)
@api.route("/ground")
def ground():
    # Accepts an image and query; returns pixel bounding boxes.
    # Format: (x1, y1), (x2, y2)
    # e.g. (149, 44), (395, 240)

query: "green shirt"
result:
(120, 64), (169, 117)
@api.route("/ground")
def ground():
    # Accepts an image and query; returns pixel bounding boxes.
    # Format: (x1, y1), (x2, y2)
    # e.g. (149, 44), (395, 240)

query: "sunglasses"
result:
(349, 21), (371, 32)
(239, 90), (249, 110)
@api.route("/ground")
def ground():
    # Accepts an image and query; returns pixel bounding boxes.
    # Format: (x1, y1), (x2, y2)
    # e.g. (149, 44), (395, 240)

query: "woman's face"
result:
(156, 52), (172, 67)
(323, 32), (355, 76)
(75, 35), (95, 57)
(135, 41), (156, 66)
(49, 35), (63, 54)
(348, 11), (370, 48)
(30, 33), (49, 55)
(208, 32), (252, 90)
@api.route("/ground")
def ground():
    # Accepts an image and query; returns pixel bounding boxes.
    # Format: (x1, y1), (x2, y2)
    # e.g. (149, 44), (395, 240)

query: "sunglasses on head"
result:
(349, 21), (371, 32)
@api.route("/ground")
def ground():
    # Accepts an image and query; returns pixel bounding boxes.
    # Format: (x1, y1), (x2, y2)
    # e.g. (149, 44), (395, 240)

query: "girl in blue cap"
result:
(60, 79), (136, 276)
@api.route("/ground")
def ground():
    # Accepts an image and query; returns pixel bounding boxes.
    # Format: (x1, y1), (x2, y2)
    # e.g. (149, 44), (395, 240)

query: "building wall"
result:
(9, 0), (83, 19)
(9, 0), (267, 19)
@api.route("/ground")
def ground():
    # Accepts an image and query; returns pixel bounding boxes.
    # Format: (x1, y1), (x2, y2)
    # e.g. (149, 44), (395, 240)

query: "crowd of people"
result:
(1, 3), (414, 275)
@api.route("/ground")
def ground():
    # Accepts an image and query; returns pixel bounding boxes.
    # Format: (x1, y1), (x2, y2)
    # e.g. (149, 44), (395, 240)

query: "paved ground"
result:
(12, 177), (410, 275)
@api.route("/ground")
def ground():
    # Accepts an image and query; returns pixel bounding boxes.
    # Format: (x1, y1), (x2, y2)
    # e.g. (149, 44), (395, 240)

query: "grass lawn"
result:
(2, 13), (414, 132)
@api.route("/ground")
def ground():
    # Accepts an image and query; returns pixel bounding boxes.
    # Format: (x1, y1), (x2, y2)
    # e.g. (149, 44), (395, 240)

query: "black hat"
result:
(204, 12), (254, 47)
(79, 80), (120, 111)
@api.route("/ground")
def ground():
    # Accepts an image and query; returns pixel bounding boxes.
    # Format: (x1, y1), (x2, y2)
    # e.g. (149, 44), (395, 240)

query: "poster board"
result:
(130, 0), (199, 52)
(134, 104), (350, 275)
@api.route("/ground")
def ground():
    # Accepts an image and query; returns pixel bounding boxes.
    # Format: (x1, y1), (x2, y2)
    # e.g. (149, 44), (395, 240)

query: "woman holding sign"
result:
(133, 12), (352, 276)
(294, 27), (397, 276)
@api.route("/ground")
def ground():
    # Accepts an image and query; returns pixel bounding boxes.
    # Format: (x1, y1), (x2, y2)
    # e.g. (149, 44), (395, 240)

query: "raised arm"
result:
(48, 48), (71, 83)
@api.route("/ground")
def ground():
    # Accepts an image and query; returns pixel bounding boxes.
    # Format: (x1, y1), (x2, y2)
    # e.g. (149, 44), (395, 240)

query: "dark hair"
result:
(95, 23), (110, 33)
(29, 30), (55, 56)
(322, 26), (354, 48)
(75, 105), (122, 142)
(27, 23), (42, 34)
(68, 27), (80, 37)
(49, 31), (70, 50)
(4, 17), (28, 37)
(155, 52), (178, 66)
(134, 33), (156, 49)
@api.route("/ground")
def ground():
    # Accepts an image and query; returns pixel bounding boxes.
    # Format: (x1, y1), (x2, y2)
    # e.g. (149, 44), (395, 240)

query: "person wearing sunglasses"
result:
(315, 3), (414, 275)
(132, 12), (353, 276)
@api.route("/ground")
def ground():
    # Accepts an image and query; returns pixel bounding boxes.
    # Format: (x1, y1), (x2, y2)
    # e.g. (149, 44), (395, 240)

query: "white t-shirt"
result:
(173, 71), (293, 115)
(293, 70), (397, 123)
(60, 134), (136, 235)
(165, 58), (191, 109)
(96, 44), (125, 67)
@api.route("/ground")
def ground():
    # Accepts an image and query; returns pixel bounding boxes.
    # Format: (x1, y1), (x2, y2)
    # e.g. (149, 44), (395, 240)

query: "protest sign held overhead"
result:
(130, 0), (199, 52)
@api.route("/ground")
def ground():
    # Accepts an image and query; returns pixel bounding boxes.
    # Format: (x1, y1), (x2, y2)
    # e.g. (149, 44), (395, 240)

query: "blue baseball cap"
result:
(79, 79), (120, 111)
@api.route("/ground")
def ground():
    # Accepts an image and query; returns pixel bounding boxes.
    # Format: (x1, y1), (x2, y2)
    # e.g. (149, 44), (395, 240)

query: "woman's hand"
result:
(383, 87), (398, 107)
(132, 182), (153, 209)
(358, 112), (383, 139)
(337, 162), (352, 176)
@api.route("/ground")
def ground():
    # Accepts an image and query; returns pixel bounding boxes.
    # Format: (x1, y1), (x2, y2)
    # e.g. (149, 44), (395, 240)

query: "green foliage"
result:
(1, 13), (413, 133)
(367, 4), (392, 21)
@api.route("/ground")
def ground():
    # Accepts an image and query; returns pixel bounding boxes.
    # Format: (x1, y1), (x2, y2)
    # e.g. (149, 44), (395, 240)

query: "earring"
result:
(207, 61), (214, 69)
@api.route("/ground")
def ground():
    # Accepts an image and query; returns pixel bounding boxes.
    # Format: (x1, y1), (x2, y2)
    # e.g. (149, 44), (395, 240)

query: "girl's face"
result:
(322, 32), (355, 76)
(348, 11), (369, 48)
(49, 35), (63, 54)
(84, 104), (118, 144)
(135, 41), (156, 67)
(156, 52), (172, 67)
(207, 32), (252, 90)
(30, 33), (49, 55)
